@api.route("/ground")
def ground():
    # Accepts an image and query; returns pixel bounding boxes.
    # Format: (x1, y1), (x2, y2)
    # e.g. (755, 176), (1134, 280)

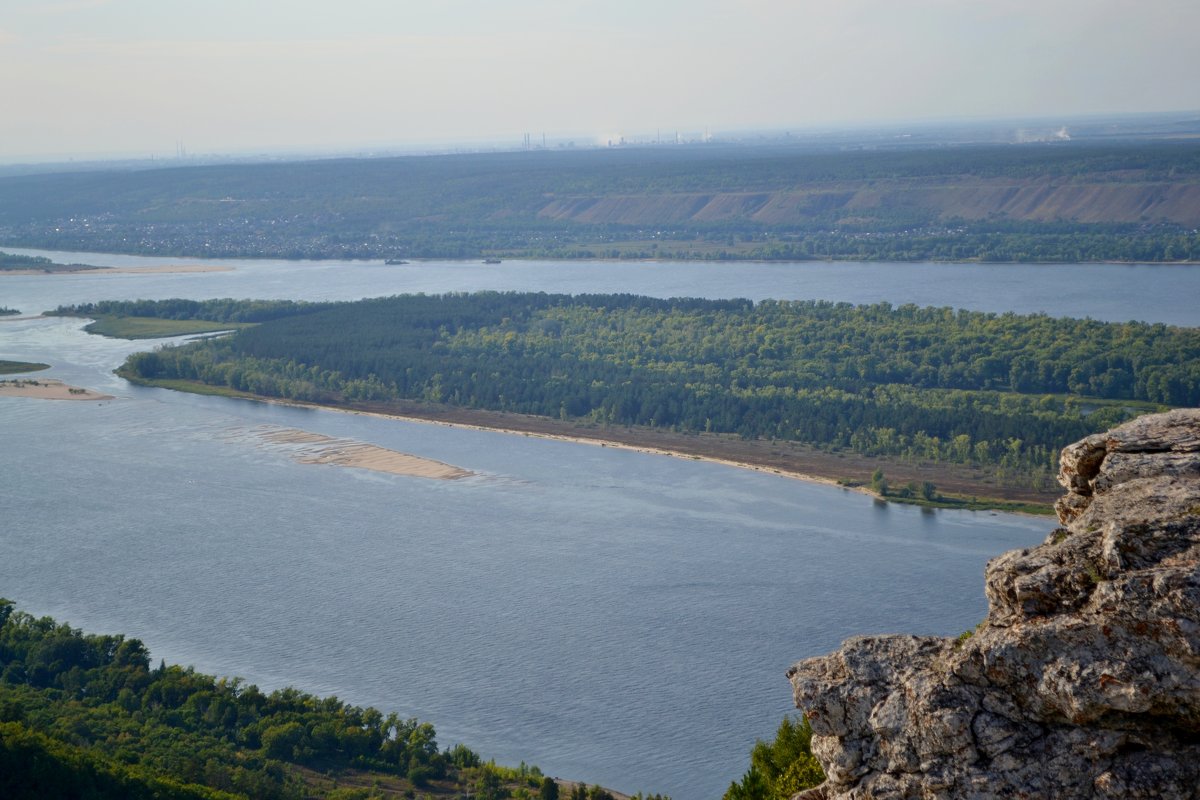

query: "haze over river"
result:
(3, 250), (1195, 798)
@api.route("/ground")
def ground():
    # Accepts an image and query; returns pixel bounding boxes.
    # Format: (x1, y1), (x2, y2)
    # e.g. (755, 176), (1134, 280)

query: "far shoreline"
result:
(7, 257), (1200, 269)
(3, 245), (1199, 269)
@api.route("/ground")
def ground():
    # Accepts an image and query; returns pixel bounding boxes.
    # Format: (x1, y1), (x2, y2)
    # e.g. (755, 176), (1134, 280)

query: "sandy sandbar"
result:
(240, 425), (471, 480)
(0, 378), (113, 400)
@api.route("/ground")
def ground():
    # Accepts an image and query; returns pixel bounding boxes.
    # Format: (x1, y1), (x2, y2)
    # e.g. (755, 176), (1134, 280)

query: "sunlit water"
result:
(4, 250), (1193, 798)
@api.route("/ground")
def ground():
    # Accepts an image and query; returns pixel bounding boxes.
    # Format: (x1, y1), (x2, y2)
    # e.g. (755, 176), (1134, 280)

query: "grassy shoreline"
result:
(121, 371), (1058, 515)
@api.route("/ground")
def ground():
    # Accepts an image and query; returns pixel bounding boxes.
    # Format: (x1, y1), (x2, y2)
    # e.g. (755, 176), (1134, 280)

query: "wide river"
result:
(2, 250), (1196, 799)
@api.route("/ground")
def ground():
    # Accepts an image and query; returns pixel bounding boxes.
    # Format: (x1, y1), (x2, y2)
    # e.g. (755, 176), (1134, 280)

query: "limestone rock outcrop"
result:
(787, 409), (1200, 799)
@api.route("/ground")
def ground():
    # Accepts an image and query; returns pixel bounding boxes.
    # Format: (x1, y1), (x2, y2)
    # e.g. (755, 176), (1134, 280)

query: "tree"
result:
(474, 765), (506, 800)
(261, 721), (305, 760)
(447, 742), (482, 769)
(724, 716), (824, 800)
(724, 765), (769, 800)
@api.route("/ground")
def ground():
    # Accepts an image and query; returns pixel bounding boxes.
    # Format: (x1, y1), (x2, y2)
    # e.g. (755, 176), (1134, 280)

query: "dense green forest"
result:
(0, 599), (645, 800)
(0, 360), (50, 374)
(108, 293), (1194, 491)
(3, 141), (1199, 262)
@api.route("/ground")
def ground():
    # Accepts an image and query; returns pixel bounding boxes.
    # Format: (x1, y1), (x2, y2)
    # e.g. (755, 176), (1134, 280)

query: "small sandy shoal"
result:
(298, 442), (471, 479)
(0, 378), (113, 400)
(259, 429), (335, 445)
(249, 426), (471, 480)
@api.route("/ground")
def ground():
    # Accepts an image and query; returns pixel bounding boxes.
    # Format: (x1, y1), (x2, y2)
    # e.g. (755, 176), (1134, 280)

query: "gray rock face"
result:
(787, 409), (1200, 799)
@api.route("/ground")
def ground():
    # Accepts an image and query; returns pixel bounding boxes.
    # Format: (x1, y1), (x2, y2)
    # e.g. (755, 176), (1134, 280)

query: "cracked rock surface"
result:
(787, 409), (1200, 799)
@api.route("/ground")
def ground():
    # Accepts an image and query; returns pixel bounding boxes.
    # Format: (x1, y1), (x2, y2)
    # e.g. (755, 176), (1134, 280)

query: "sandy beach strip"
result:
(245, 426), (472, 480)
(0, 378), (113, 400)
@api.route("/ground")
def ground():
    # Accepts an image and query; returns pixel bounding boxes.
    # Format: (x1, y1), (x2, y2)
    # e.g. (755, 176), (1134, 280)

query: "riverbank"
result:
(127, 375), (1057, 514)
(347, 402), (1056, 515)
(0, 378), (112, 400)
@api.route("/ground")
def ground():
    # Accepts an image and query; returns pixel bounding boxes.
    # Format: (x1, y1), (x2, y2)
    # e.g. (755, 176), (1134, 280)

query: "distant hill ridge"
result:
(1, 141), (1198, 261)
(535, 178), (1200, 226)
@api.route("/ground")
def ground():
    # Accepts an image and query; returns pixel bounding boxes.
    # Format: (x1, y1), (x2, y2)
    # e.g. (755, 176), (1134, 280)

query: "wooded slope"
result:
(3, 142), (1198, 261)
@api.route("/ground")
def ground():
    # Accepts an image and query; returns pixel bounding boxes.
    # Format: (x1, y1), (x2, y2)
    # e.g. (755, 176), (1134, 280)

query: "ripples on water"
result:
(4, 251), (1184, 798)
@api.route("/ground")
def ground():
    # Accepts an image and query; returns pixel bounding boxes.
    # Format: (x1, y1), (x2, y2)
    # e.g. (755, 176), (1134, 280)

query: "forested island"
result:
(0, 360), (49, 375)
(71, 292), (1197, 509)
(0, 599), (659, 800)
(0, 251), (101, 273)
(3, 141), (1199, 263)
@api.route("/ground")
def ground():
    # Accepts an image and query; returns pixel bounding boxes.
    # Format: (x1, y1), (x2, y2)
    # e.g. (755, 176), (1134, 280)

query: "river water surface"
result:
(2, 251), (1193, 798)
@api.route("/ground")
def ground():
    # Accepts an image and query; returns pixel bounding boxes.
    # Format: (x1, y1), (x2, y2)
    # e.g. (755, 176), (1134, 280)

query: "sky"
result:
(2, 0), (1199, 161)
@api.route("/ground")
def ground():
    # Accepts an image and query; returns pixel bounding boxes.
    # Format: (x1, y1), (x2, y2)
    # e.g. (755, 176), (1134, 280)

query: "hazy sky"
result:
(3, 0), (1198, 161)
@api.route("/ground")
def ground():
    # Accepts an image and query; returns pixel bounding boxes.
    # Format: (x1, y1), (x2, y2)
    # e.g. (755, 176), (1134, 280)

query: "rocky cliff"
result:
(787, 409), (1200, 799)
